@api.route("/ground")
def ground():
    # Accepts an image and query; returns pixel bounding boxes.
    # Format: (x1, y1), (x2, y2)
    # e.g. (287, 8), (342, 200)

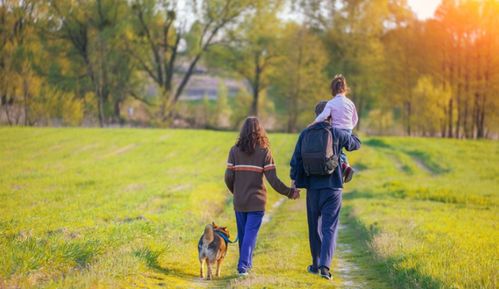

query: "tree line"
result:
(1, 0), (498, 138)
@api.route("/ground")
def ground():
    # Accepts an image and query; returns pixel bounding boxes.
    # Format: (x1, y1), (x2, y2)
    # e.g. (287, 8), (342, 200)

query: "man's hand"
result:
(289, 180), (300, 199)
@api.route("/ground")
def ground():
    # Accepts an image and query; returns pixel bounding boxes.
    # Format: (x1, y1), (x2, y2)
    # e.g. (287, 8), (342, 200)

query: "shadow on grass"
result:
(342, 190), (378, 200)
(352, 162), (368, 171)
(132, 245), (238, 285)
(406, 150), (449, 175)
(364, 138), (392, 148)
(342, 206), (445, 289)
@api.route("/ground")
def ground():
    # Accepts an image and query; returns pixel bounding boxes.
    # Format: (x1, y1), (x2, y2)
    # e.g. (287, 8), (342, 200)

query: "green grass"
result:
(0, 127), (497, 288)
(346, 137), (498, 288)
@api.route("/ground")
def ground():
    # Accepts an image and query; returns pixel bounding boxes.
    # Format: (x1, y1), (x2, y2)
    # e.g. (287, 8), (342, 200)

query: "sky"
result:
(178, 0), (443, 29)
(407, 0), (442, 19)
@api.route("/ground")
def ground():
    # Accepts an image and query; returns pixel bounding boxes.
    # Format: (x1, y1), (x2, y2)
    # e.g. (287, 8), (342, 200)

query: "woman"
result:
(224, 116), (299, 276)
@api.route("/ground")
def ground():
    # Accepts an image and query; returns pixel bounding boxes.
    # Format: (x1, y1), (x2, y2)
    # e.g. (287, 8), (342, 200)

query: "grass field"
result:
(0, 127), (497, 289)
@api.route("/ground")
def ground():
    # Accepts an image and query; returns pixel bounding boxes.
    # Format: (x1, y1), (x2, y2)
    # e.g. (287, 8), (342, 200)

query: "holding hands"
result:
(289, 180), (300, 200)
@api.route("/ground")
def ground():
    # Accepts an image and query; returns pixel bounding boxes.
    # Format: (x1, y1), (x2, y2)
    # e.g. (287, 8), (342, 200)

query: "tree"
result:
(382, 18), (423, 136)
(297, 0), (402, 130)
(206, 0), (284, 117)
(434, 0), (499, 138)
(411, 76), (451, 136)
(215, 82), (230, 128)
(272, 23), (329, 132)
(0, 0), (40, 126)
(125, 0), (253, 121)
(48, 0), (133, 127)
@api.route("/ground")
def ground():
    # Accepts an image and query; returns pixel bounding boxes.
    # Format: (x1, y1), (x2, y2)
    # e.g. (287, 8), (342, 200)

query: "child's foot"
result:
(342, 163), (354, 183)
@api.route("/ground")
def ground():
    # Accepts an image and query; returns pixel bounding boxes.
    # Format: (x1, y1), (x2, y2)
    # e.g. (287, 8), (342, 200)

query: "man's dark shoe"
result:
(307, 265), (319, 275)
(319, 266), (332, 280)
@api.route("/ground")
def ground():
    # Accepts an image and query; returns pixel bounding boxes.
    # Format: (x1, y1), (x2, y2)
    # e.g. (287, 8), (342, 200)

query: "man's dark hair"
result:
(315, 101), (328, 117)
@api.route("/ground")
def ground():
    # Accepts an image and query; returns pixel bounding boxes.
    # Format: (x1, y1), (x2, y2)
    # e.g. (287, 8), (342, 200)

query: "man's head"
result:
(314, 100), (331, 123)
(315, 101), (327, 117)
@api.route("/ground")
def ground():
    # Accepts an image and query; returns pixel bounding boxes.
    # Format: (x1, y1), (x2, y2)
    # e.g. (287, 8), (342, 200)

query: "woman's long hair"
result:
(236, 117), (269, 154)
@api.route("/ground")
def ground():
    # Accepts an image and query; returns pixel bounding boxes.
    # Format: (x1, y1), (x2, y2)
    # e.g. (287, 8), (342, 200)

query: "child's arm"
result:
(308, 102), (332, 127)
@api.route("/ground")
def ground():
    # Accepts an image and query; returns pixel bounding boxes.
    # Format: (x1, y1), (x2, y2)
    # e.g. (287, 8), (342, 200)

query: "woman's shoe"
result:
(238, 270), (249, 277)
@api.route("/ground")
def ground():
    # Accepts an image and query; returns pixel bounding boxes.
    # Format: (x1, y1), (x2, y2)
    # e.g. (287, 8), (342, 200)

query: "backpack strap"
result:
(330, 128), (338, 157)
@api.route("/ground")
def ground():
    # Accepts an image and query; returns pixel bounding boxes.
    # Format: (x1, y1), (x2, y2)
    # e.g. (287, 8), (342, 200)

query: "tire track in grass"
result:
(410, 155), (433, 174)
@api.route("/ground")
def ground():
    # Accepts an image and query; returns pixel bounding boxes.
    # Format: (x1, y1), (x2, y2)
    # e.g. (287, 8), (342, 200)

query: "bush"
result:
(30, 86), (84, 126)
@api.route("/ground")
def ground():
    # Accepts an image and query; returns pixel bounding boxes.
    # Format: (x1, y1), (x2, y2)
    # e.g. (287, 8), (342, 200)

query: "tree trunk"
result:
(478, 95), (485, 138)
(97, 88), (105, 127)
(83, 55), (104, 127)
(251, 82), (259, 116)
(250, 53), (262, 116)
(472, 93), (479, 139)
(441, 105), (447, 137)
(447, 98), (453, 138)
(463, 38), (471, 138)
(23, 78), (29, 126)
(3, 105), (13, 126)
(405, 101), (412, 136)
(113, 98), (123, 126)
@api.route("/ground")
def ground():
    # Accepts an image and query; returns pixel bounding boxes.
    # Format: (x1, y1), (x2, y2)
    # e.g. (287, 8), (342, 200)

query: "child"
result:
(309, 74), (358, 183)
(224, 117), (300, 276)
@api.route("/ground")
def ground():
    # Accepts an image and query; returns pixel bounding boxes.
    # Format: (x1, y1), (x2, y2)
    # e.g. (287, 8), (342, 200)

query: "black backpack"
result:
(301, 126), (338, 176)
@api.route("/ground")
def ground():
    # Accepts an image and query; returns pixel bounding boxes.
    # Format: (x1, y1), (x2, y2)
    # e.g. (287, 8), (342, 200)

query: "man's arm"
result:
(290, 133), (303, 181)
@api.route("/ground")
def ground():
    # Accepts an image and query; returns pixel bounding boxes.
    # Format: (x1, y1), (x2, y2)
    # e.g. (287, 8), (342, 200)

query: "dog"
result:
(198, 222), (231, 279)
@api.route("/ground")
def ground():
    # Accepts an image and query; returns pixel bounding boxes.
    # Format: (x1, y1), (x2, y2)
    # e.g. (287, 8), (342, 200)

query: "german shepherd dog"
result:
(198, 222), (231, 279)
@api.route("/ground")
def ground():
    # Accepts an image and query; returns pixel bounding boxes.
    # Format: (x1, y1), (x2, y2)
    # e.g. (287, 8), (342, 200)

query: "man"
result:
(290, 101), (361, 280)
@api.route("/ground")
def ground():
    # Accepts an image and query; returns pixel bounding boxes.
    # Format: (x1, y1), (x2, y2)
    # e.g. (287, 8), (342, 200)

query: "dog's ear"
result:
(221, 226), (227, 231)
(212, 222), (218, 228)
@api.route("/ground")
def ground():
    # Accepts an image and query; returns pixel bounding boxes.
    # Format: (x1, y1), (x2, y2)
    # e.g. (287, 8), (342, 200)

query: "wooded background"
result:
(1, 0), (498, 138)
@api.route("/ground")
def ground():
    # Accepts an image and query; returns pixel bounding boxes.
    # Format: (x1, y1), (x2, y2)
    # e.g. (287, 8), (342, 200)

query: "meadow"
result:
(0, 127), (497, 289)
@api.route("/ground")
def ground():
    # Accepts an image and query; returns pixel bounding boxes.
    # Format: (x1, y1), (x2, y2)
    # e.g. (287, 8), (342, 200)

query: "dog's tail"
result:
(203, 224), (214, 243)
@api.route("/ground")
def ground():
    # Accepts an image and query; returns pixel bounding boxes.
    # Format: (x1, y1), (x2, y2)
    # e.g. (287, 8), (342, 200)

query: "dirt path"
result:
(334, 224), (369, 288)
(225, 196), (392, 289)
(262, 197), (286, 224)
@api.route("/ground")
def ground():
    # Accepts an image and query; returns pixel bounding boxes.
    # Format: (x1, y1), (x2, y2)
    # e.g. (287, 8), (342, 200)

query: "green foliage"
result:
(411, 76), (452, 136)
(230, 89), (253, 129)
(272, 23), (329, 132)
(30, 87), (84, 126)
(1, 0), (498, 137)
(215, 83), (231, 128)
(346, 136), (498, 288)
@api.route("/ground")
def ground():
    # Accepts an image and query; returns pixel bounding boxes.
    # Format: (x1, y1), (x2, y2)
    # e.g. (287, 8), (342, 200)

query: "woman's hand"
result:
(290, 188), (301, 199)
